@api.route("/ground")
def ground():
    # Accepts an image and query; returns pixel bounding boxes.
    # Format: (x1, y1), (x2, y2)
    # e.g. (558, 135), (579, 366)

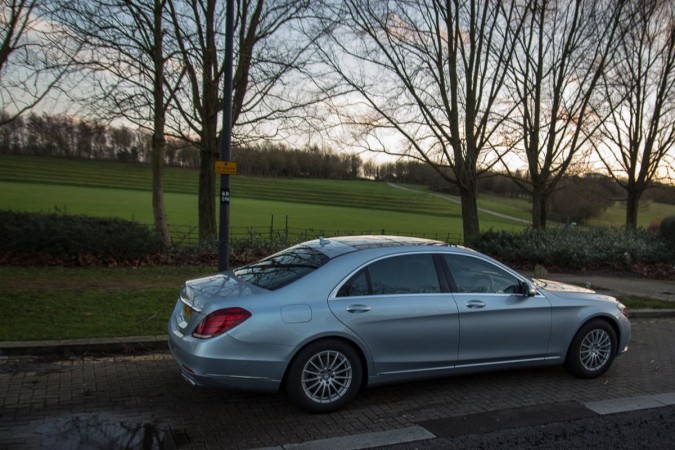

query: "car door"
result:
(329, 253), (460, 378)
(441, 254), (552, 366)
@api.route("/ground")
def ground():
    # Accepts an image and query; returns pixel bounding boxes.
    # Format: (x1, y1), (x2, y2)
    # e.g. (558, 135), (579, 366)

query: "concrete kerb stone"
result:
(1, 309), (674, 357)
(0, 335), (168, 357)
(629, 308), (675, 319)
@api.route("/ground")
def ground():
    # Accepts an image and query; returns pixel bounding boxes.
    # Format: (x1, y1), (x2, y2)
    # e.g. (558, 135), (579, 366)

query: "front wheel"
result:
(565, 320), (617, 378)
(286, 339), (362, 413)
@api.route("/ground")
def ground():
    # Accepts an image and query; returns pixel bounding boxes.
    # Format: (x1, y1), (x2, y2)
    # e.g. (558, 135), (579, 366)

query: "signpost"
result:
(218, 0), (235, 272)
(215, 160), (237, 175)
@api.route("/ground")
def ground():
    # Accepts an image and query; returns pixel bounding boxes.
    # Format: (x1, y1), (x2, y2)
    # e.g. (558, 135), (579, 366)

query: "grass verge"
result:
(620, 296), (675, 310)
(1, 266), (672, 342)
(0, 266), (209, 341)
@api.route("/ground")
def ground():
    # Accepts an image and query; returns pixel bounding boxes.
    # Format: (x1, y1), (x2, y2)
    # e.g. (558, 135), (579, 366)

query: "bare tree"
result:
(48, 0), (184, 246)
(167, 0), (315, 244)
(0, 0), (73, 124)
(314, 0), (529, 241)
(593, 0), (675, 231)
(501, 0), (626, 229)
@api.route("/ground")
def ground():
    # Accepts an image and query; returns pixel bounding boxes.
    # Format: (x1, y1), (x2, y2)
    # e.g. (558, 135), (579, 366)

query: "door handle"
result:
(346, 304), (371, 313)
(466, 300), (486, 309)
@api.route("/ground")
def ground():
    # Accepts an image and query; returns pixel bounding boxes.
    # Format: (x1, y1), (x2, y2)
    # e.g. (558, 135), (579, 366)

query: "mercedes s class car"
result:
(168, 235), (631, 412)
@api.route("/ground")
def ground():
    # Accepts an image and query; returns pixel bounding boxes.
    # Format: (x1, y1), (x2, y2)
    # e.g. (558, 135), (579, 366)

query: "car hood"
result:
(181, 272), (266, 311)
(532, 278), (595, 295)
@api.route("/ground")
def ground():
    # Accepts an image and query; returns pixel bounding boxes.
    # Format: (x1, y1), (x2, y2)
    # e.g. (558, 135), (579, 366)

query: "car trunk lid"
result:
(177, 272), (265, 333)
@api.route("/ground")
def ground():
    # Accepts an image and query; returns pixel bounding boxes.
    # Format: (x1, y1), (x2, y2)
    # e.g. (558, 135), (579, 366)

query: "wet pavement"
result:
(1, 317), (674, 449)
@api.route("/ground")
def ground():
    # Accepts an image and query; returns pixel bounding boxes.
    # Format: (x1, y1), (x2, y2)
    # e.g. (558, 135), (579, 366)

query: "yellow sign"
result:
(215, 160), (237, 175)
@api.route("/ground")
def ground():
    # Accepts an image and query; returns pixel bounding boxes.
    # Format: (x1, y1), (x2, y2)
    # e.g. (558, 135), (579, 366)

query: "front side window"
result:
(234, 245), (329, 291)
(442, 254), (521, 294)
(337, 254), (440, 297)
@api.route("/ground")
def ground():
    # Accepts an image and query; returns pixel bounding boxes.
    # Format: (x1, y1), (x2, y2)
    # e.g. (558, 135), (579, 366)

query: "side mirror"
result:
(520, 280), (536, 297)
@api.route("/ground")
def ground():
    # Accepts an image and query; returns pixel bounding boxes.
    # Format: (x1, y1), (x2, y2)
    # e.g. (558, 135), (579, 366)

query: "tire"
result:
(286, 339), (363, 413)
(565, 319), (617, 378)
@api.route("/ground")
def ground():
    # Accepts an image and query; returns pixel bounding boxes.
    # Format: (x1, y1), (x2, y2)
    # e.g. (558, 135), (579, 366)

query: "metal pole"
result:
(218, 0), (235, 272)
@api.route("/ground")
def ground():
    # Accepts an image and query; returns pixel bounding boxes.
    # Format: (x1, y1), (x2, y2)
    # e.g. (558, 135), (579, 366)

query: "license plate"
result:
(182, 303), (192, 321)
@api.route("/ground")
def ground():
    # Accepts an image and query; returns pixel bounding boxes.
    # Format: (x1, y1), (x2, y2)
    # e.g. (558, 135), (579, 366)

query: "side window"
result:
(337, 269), (369, 297)
(443, 254), (521, 294)
(336, 254), (441, 297)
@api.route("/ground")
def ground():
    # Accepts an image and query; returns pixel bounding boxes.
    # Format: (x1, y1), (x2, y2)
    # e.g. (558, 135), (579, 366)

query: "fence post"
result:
(270, 214), (274, 241)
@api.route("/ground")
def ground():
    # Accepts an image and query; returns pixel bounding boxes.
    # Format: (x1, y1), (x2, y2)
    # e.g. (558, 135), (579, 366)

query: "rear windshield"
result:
(233, 245), (330, 291)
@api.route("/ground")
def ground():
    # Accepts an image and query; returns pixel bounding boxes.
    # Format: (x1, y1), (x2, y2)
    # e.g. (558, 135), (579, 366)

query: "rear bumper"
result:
(167, 319), (292, 393)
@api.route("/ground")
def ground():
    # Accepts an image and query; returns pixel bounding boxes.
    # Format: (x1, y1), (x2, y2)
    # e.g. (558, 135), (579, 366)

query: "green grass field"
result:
(0, 155), (531, 242)
(589, 200), (675, 228)
(2, 154), (672, 241)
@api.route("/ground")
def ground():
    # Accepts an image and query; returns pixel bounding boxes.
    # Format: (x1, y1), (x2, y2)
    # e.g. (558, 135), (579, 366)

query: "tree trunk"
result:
(151, 0), (171, 247)
(459, 186), (480, 243)
(151, 130), (171, 246)
(198, 130), (218, 245)
(531, 188), (547, 230)
(625, 189), (640, 232)
(196, 0), (219, 247)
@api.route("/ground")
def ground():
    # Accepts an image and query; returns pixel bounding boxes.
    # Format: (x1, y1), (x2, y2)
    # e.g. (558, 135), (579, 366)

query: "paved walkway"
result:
(541, 272), (675, 303)
(1, 318), (674, 449)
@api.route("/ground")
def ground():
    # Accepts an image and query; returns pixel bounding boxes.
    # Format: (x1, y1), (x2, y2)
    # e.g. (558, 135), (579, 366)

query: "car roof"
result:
(303, 235), (455, 258)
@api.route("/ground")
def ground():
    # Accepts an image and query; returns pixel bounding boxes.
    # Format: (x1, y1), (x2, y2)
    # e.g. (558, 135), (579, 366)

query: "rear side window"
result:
(234, 245), (329, 291)
(337, 254), (440, 297)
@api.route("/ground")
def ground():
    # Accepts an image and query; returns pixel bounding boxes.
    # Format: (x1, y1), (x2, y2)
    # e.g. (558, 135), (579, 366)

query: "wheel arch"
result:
(281, 335), (370, 389)
(566, 315), (621, 359)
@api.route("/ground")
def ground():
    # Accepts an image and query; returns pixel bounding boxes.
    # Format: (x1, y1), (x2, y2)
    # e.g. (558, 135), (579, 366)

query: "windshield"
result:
(233, 245), (330, 291)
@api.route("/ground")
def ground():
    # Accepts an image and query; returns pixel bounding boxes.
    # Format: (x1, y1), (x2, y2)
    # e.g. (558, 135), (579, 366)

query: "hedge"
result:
(467, 226), (674, 271)
(0, 210), (164, 265)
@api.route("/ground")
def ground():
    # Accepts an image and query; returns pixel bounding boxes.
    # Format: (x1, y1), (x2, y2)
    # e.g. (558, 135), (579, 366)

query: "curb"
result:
(0, 335), (168, 357)
(629, 308), (675, 319)
(1, 310), (674, 357)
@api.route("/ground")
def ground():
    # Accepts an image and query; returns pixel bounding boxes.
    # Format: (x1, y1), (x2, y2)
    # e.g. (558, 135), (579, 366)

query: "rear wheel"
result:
(286, 339), (362, 413)
(565, 320), (617, 378)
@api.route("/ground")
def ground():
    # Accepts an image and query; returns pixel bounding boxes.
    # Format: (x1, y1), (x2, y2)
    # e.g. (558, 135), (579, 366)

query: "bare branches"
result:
(312, 0), (530, 239)
(0, 0), (75, 124)
(501, 0), (626, 228)
(593, 0), (675, 229)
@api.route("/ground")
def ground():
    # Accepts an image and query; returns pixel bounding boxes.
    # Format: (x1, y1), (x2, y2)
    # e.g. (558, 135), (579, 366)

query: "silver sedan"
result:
(168, 236), (631, 413)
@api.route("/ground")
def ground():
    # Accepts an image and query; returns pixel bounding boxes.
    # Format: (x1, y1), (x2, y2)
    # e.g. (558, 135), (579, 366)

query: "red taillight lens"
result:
(192, 307), (251, 339)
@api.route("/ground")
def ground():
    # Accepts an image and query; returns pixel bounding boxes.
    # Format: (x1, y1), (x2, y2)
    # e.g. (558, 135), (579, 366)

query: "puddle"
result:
(36, 415), (185, 449)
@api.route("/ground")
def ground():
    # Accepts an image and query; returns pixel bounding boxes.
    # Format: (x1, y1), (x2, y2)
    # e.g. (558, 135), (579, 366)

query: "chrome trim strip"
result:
(378, 356), (561, 376)
(179, 295), (203, 313)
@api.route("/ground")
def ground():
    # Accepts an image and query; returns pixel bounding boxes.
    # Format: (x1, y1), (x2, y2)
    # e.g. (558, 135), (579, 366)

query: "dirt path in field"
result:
(386, 182), (531, 224)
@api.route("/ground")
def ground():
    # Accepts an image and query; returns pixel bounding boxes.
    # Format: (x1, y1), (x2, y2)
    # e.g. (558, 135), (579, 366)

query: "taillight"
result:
(192, 307), (251, 339)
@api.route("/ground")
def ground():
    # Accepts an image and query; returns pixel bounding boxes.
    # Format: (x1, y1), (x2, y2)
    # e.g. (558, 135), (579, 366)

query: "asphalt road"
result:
(381, 405), (675, 449)
(1, 318), (674, 449)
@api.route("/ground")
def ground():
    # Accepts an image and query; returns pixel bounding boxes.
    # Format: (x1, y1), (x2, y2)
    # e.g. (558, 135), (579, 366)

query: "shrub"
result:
(661, 216), (675, 243)
(467, 226), (674, 271)
(0, 210), (164, 265)
(160, 233), (295, 267)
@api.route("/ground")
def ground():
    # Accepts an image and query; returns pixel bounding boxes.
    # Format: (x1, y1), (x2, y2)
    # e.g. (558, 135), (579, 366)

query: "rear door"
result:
(329, 253), (459, 376)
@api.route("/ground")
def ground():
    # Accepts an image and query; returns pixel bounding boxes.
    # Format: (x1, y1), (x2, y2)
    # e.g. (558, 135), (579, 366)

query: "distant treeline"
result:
(0, 112), (198, 166)
(2, 111), (674, 224)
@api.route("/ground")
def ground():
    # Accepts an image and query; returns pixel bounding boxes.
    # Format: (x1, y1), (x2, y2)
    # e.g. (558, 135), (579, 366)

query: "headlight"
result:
(617, 302), (628, 318)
